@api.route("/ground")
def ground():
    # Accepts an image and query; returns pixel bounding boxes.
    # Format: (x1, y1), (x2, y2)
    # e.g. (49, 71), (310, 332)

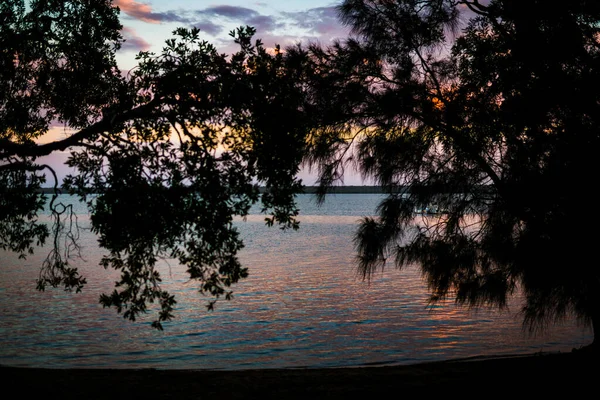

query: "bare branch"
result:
(0, 98), (164, 159)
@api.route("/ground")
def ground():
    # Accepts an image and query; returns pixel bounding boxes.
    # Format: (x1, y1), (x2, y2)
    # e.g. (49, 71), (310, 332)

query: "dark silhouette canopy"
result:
(1, 0), (308, 329)
(294, 0), (600, 347)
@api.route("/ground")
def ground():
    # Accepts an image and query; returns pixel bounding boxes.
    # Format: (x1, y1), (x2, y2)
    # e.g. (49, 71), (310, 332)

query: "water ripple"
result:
(0, 194), (593, 369)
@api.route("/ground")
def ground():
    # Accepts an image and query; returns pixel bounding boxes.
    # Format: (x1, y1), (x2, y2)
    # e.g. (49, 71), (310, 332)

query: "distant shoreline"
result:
(37, 185), (495, 195)
(36, 186), (387, 194)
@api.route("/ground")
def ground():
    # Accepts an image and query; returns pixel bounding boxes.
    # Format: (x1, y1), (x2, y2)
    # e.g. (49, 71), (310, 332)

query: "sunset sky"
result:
(113, 0), (350, 70)
(42, 0), (357, 185)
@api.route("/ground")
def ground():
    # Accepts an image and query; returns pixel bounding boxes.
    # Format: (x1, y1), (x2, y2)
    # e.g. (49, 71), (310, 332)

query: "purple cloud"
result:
(194, 20), (223, 36)
(193, 6), (282, 35)
(284, 7), (344, 36)
(253, 14), (283, 30)
(112, 2), (349, 55)
(120, 26), (151, 52)
(199, 5), (258, 19)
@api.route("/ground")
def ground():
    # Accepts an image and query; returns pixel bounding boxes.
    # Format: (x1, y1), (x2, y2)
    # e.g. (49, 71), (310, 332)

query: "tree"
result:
(1, 0), (308, 329)
(293, 0), (600, 347)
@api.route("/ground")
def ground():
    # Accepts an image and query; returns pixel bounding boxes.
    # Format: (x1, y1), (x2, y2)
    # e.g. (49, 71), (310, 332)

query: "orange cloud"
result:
(113, 0), (161, 24)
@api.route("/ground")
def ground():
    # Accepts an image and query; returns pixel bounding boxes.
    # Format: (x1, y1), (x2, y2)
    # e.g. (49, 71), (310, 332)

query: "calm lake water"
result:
(0, 194), (593, 369)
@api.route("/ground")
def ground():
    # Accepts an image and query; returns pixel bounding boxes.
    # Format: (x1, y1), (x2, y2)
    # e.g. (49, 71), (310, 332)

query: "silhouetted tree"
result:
(293, 0), (600, 347)
(1, 0), (307, 329)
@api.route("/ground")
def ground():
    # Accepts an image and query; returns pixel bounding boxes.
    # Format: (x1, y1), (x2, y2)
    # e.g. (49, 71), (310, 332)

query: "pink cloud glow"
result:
(113, 0), (161, 24)
(120, 26), (152, 52)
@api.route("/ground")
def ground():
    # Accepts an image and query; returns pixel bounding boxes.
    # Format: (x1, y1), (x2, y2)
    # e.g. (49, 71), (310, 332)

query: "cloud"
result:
(111, 2), (349, 56)
(113, 0), (188, 24)
(194, 21), (223, 36)
(120, 26), (151, 52)
(246, 14), (281, 32)
(194, 5), (349, 55)
(200, 5), (257, 19)
(284, 7), (346, 37)
(193, 5), (346, 42)
(194, 5), (282, 34)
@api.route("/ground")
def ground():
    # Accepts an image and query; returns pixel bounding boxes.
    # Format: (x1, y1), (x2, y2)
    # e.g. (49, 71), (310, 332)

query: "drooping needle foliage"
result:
(295, 0), (600, 345)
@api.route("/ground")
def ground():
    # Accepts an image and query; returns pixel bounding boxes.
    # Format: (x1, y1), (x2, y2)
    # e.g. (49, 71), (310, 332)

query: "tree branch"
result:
(0, 98), (164, 159)
(459, 1), (489, 16)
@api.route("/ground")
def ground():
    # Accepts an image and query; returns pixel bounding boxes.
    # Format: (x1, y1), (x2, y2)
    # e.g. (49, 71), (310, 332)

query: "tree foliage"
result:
(1, 0), (307, 329)
(295, 0), (600, 344)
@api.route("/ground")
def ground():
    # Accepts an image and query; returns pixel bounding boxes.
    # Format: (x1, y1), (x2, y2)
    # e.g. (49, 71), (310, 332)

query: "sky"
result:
(42, 0), (363, 186)
(113, 0), (350, 70)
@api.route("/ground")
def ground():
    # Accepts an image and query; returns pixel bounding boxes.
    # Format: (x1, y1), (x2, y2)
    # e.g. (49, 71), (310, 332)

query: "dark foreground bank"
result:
(3, 351), (597, 399)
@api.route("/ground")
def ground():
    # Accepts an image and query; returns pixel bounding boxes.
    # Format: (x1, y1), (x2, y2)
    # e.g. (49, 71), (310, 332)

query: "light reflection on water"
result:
(0, 194), (593, 369)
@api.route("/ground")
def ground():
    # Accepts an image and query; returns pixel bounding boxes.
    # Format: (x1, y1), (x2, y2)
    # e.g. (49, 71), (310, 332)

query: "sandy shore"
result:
(3, 351), (596, 399)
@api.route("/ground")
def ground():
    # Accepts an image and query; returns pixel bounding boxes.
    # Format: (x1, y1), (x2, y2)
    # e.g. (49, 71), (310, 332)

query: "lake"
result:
(0, 193), (592, 369)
